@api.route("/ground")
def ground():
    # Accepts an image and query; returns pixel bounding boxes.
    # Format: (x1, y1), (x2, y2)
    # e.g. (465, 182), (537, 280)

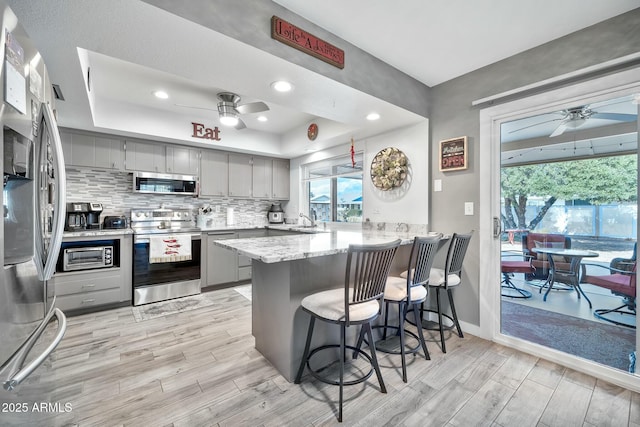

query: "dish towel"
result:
(149, 234), (192, 263)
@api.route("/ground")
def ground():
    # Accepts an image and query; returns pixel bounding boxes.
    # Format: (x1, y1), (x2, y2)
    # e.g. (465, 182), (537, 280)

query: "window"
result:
(303, 153), (363, 223)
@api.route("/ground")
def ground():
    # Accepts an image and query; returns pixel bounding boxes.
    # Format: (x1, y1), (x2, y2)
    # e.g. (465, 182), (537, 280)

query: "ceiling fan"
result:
(176, 92), (269, 130)
(509, 104), (637, 138)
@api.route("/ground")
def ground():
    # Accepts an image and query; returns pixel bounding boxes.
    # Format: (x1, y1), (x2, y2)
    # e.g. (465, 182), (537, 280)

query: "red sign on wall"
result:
(271, 16), (345, 69)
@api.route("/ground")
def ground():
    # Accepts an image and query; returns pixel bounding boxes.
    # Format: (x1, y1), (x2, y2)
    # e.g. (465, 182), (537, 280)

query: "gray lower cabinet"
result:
(203, 229), (269, 286)
(205, 231), (238, 286)
(53, 234), (132, 313)
(237, 229), (268, 280)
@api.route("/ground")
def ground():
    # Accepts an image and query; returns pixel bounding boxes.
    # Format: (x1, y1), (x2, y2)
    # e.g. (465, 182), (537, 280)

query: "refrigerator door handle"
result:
(36, 103), (67, 281)
(3, 307), (67, 391)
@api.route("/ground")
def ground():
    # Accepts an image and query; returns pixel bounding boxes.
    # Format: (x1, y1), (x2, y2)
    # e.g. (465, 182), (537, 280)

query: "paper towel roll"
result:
(226, 207), (235, 226)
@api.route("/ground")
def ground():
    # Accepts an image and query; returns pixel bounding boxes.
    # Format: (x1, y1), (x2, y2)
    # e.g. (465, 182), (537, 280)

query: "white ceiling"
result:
(6, 0), (640, 159)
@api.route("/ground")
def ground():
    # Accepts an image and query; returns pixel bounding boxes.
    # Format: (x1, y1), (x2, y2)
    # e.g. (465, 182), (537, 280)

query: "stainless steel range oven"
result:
(131, 208), (201, 305)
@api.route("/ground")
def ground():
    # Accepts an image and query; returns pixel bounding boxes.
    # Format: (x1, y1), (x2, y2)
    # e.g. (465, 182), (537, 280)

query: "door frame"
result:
(479, 66), (640, 391)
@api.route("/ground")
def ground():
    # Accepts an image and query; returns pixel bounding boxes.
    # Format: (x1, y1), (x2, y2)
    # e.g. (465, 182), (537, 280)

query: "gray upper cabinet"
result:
(166, 146), (200, 175)
(272, 159), (290, 200)
(200, 150), (228, 196)
(125, 140), (166, 173)
(252, 156), (272, 199)
(228, 153), (253, 198)
(61, 131), (125, 170)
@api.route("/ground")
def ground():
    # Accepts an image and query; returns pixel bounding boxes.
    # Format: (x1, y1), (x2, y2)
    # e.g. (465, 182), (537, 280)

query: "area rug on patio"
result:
(501, 300), (635, 372)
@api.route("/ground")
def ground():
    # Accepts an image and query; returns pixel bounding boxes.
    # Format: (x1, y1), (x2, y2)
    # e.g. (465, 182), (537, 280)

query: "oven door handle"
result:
(134, 233), (202, 244)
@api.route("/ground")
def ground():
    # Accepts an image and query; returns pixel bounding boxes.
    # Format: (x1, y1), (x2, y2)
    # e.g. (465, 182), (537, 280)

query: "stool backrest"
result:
(407, 235), (442, 302)
(444, 232), (473, 284)
(345, 239), (401, 324)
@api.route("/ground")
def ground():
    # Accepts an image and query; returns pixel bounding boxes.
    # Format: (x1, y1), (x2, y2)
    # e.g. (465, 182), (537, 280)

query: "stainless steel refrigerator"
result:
(0, 0), (67, 392)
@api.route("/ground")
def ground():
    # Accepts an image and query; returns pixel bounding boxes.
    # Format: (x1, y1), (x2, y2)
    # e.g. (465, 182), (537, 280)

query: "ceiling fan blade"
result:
(174, 103), (216, 112)
(590, 112), (637, 122)
(508, 118), (563, 134)
(549, 122), (567, 137)
(236, 101), (269, 115)
(235, 118), (247, 130)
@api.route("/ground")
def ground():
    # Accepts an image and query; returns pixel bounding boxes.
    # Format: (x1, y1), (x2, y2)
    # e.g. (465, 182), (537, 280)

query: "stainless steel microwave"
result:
(62, 246), (113, 272)
(133, 171), (198, 196)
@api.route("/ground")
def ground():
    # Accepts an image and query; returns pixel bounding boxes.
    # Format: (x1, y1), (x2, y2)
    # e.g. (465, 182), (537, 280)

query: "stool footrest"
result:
(305, 344), (374, 386)
(369, 325), (421, 355)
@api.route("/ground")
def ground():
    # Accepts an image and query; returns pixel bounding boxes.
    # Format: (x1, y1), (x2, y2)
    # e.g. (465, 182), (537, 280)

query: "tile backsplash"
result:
(65, 168), (276, 227)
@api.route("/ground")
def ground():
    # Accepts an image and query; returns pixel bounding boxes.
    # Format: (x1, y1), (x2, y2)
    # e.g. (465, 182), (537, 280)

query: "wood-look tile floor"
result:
(3, 286), (640, 427)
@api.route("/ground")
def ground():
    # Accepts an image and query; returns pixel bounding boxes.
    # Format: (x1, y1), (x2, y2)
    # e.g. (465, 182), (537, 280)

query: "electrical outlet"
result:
(464, 202), (474, 216)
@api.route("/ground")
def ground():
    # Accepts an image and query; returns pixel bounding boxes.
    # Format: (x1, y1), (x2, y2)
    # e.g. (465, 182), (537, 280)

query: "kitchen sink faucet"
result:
(299, 212), (316, 227)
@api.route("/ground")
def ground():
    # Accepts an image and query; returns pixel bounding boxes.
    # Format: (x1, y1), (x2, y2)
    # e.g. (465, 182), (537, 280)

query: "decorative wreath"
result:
(370, 147), (408, 190)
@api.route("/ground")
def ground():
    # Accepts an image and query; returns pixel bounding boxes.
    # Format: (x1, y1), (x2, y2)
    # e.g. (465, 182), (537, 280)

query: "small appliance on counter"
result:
(65, 202), (103, 231)
(268, 203), (284, 224)
(103, 215), (128, 229)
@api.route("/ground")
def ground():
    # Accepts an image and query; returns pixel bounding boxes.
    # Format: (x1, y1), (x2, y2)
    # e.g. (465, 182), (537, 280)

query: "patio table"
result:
(532, 247), (599, 307)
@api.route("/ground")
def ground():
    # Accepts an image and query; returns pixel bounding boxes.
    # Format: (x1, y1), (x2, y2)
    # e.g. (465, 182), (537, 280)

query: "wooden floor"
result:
(4, 286), (640, 427)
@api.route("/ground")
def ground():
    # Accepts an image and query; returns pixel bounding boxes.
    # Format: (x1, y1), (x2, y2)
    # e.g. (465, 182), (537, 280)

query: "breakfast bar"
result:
(213, 227), (435, 381)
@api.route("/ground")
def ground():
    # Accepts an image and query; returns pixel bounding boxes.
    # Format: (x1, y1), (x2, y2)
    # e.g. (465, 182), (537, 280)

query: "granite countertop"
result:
(213, 228), (442, 263)
(63, 228), (134, 238)
(199, 224), (327, 234)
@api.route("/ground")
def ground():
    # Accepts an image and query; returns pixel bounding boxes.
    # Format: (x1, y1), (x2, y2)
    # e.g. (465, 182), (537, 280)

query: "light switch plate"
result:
(464, 202), (474, 216)
(434, 179), (442, 192)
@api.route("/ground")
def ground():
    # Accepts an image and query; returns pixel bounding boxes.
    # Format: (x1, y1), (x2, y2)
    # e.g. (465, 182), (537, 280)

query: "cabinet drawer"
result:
(56, 288), (122, 311)
(55, 272), (121, 296)
(238, 266), (252, 281)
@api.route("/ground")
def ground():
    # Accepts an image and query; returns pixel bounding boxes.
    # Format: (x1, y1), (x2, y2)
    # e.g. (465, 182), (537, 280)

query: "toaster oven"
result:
(57, 240), (119, 272)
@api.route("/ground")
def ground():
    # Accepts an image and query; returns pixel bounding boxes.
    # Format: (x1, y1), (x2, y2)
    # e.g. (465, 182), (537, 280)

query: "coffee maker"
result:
(65, 202), (103, 231)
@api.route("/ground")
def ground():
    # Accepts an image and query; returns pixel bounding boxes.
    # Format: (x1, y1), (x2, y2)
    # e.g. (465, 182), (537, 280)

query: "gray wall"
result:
(142, 0), (431, 118)
(429, 8), (640, 325)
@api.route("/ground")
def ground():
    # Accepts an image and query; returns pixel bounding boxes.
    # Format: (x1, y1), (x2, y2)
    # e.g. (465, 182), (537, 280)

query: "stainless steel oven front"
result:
(132, 232), (201, 305)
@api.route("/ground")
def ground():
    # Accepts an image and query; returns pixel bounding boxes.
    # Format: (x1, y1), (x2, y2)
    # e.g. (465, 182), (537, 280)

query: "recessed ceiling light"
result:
(271, 81), (293, 92)
(153, 90), (169, 99)
(257, 115), (268, 122)
(366, 112), (380, 121)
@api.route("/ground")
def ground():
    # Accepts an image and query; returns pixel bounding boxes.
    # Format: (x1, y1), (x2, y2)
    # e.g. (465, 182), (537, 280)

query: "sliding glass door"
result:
(499, 92), (639, 373)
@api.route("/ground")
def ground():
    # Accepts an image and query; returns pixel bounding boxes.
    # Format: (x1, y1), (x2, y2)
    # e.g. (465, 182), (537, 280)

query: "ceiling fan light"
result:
(220, 113), (239, 127)
(565, 118), (586, 129)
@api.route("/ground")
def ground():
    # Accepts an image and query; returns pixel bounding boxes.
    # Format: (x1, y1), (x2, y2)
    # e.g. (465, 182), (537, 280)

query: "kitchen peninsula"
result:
(213, 226), (440, 381)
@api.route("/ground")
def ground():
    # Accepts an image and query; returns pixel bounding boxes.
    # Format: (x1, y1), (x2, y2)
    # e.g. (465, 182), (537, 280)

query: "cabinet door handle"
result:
(82, 299), (96, 304)
(82, 283), (96, 288)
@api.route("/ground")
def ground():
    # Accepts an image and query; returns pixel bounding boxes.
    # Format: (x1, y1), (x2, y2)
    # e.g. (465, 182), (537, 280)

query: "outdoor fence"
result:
(506, 203), (637, 239)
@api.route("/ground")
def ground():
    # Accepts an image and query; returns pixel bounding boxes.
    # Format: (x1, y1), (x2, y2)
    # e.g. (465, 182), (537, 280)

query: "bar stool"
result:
(294, 239), (401, 423)
(368, 234), (442, 383)
(405, 232), (472, 353)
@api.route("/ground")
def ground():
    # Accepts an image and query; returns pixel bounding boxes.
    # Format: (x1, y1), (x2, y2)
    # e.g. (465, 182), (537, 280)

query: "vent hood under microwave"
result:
(133, 171), (198, 196)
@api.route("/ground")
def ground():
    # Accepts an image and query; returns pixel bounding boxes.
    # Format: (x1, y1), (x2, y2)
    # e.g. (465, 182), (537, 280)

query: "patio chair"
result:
(522, 233), (571, 281)
(501, 251), (534, 299)
(581, 259), (636, 328)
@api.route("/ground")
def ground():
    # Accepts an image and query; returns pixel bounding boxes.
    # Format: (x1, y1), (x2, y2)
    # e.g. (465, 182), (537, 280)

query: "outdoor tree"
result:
(501, 154), (637, 231)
